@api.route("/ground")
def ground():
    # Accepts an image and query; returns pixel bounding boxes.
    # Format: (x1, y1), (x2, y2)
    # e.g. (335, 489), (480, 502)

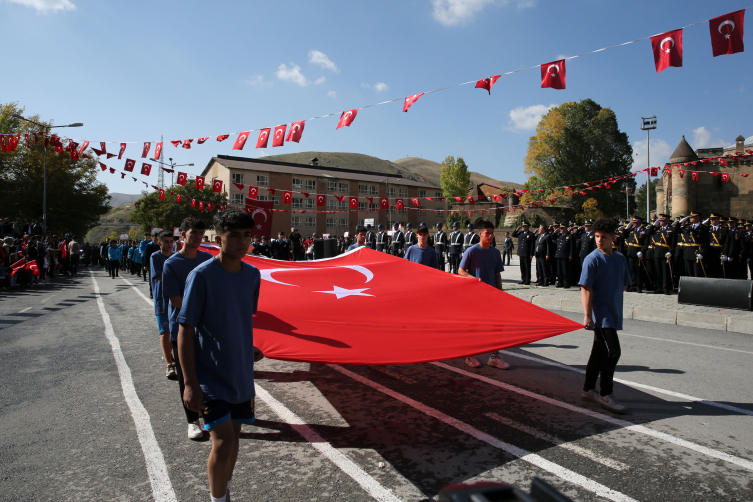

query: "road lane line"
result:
(120, 278), (153, 305)
(255, 384), (402, 502)
(620, 332), (753, 355)
(371, 366), (417, 384)
(90, 273), (177, 502)
(329, 364), (638, 502)
(499, 350), (753, 417)
(432, 361), (753, 473)
(40, 295), (55, 303)
(485, 413), (629, 471)
(19, 307), (32, 313)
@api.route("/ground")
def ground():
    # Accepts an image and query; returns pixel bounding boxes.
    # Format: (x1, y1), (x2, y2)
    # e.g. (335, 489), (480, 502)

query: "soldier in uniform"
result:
(365, 224), (376, 249)
(448, 221), (464, 274)
(722, 216), (744, 279)
(404, 222), (418, 251)
(554, 223), (575, 288)
(463, 223), (480, 253)
(682, 211), (709, 278)
(744, 220), (753, 279)
(578, 219), (596, 264)
(375, 223), (388, 253)
(706, 213), (725, 279)
(391, 222), (405, 257)
(651, 214), (676, 294)
(434, 222), (448, 272)
(644, 218), (659, 292)
(512, 222), (535, 285)
(672, 216), (686, 283)
(534, 224), (553, 286)
(623, 216), (649, 293)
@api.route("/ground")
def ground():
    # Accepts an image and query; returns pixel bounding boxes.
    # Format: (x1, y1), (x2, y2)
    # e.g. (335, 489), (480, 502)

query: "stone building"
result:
(656, 134), (753, 218)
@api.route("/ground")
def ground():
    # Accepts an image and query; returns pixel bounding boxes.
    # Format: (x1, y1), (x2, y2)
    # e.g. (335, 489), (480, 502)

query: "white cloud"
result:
(314, 76), (326, 85)
(361, 82), (389, 92)
(508, 104), (556, 131)
(308, 50), (339, 73)
(9, 0), (75, 12)
(432, 0), (533, 26)
(276, 63), (307, 86)
(632, 138), (674, 168)
(691, 126), (727, 149)
(244, 75), (271, 87)
(327, 90), (337, 98)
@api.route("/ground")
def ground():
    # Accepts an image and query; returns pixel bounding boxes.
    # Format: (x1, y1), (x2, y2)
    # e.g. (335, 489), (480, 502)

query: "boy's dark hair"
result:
(214, 208), (254, 234)
(416, 225), (429, 234)
(158, 230), (173, 241)
(180, 216), (206, 232)
(593, 217), (618, 234)
(476, 219), (495, 231)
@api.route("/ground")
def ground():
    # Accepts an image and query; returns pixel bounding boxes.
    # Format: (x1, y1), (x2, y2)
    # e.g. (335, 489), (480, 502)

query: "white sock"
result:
(210, 494), (226, 502)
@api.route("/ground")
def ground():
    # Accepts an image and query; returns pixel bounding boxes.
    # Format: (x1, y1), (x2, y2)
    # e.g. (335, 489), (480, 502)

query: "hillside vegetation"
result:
(393, 157), (524, 191)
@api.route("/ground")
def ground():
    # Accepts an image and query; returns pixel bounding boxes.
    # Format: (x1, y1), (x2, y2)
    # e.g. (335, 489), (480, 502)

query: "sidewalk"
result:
(498, 255), (753, 335)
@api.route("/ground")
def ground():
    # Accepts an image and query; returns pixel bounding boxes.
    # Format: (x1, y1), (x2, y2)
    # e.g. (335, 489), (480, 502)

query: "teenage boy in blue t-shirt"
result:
(458, 219), (509, 370)
(163, 217), (212, 440)
(347, 226), (367, 251)
(150, 230), (175, 380)
(404, 225), (439, 269)
(579, 217), (632, 414)
(179, 209), (263, 502)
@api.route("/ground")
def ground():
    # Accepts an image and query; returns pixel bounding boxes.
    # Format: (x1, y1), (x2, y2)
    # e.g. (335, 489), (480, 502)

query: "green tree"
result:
(131, 183), (228, 233)
(633, 179), (658, 217)
(0, 102), (110, 236)
(440, 156), (471, 199)
(523, 99), (634, 218)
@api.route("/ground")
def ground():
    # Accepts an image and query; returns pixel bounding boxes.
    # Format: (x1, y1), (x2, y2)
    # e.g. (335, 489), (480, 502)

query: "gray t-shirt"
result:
(459, 244), (504, 287)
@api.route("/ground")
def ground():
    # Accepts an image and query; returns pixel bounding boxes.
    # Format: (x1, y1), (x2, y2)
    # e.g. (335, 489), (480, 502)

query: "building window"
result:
(326, 218), (336, 227)
(387, 187), (396, 197)
(387, 207), (395, 215)
(328, 181), (337, 192)
(358, 202), (367, 211)
(292, 197), (303, 208)
(231, 193), (244, 204)
(339, 200), (348, 210)
(304, 216), (316, 227)
(339, 218), (348, 228)
(292, 216), (302, 227)
(418, 208), (426, 215)
(305, 199), (315, 209)
(399, 208), (408, 215)
(339, 182), (349, 193)
(399, 188), (408, 197)
(358, 219), (365, 228)
(369, 203), (379, 210)
(369, 185), (378, 195)
(358, 184), (368, 194)
(305, 179), (316, 190)
(258, 195), (269, 201)
(327, 199), (336, 210)
(435, 191), (442, 198)
(292, 178), (303, 189)
(257, 175), (268, 187)
(231, 173), (244, 185)
(272, 196), (280, 205)
(417, 190), (426, 198)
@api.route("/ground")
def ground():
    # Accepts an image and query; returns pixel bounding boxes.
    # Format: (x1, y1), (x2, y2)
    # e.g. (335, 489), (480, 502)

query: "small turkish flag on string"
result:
(722, 173), (731, 182)
(197, 137), (209, 144)
(336, 109), (357, 129)
(491, 194), (502, 202)
(107, 153), (116, 159)
(396, 198), (404, 210)
(141, 163), (152, 176)
(268, 188), (277, 195)
(154, 142), (163, 159)
(99, 162), (107, 171)
(176, 194), (182, 202)
(651, 29), (683, 72)
(650, 167), (659, 177)
(691, 171), (699, 181)
(256, 128), (271, 148)
(118, 143), (126, 159)
(177, 172), (187, 186)
(158, 189), (165, 200)
(709, 10), (745, 57)
(217, 135), (230, 142)
(198, 201), (204, 210)
(741, 173), (750, 178)
(475, 75), (501, 95)
(349, 197), (358, 209)
(248, 186), (258, 199)
(286, 121), (305, 143)
(182, 139), (193, 149)
(124, 159), (136, 172)
(273, 125), (286, 147)
(678, 170), (685, 178)
(316, 194), (326, 207)
(302, 193), (310, 198)
(403, 93), (424, 112)
(541, 60), (566, 89)
(78, 141), (89, 154)
(212, 179), (223, 193)
(109, 168), (116, 173)
(233, 183), (244, 191)
(411, 198), (421, 207)
(171, 140), (181, 147)
(283, 191), (292, 204)
(233, 131), (250, 150)
(467, 196), (475, 204)
(195, 176), (205, 190)
(99, 142), (107, 155)
(24, 134), (30, 148)
(380, 197), (389, 209)
(142, 142), (151, 158)
(121, 173), (127, 179)
(453, 196), (463, 203)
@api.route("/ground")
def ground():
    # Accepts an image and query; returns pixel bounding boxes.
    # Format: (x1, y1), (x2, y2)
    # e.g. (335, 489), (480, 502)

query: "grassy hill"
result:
(108, 192), (143, 208)
(85, 201), (141, 244)
(393, 157), (524, 191)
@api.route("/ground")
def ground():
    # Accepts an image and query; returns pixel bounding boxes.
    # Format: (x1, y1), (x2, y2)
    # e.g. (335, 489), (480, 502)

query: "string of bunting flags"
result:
(0, 8), (747, 154)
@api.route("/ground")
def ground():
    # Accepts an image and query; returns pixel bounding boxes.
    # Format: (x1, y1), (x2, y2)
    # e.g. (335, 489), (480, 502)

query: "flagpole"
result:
(641, 116), (657, 221)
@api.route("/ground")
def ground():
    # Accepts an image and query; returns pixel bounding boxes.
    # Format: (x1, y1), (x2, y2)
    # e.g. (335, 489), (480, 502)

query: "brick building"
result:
(200, 155), (445, 237)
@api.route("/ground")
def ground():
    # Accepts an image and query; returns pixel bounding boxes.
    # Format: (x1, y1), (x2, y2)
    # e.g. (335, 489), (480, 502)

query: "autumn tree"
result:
(440, 156), (471, 199)
(131, 183), (228, 233)
(523, 99), (634, 218)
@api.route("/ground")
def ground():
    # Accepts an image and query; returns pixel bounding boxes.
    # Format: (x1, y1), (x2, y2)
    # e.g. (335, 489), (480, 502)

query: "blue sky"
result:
(2, 0), (750, 195)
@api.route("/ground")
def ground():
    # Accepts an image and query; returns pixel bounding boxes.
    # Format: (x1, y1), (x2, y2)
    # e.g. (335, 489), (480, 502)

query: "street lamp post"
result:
(379, 178), (401, 229)
(149, 157), (194, 187)
(11, 114), (83, 235)
(640, 116), (657, 222)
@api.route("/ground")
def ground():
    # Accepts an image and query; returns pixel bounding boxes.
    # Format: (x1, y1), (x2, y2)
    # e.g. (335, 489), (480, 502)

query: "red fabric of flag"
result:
(182, 139), (193, 149)
(191, 198), (196, 207)
(380, 197), (389, 209)
(159, 189), (165, 200)
(142, 142), (150, 158)
(336, 109), (357, 129)
(212, 179), (223, 193)
(349, 197), (358, 209)
(170, 140), (181, 147)
(403, 93), (424, 112)
(709, 10), (745, 57)
(411, 198), (420, 207)
(396, 199), (404, 210)
(153, 142), (163, 160)
(273, 125), (286, 147)
(109, 168), (116, 174)
(316, 194), (326, 207)
(651, 29), (683, 73)
(286, 121), (305, 143)
(195, 176), (205, 190)
(197, 137), (209, 144)
(678, 170), (685, 178)
(467, 196), (475, 204)
(691, 171), (699, 181)
(492, 194), (502, 202)
(176, 172), (187, 186)
(233, 183), (244, 191)
(199, 201), (205, 210)
(118, 143), (126, 159)
(99, 162), (107, 171)
(475, 75), (501, 94)
(453, 196), (463, 203)
(244, 199), (274, 238)
(256, 128), (271, 148)
(722, 173), (730, 182)
(217, 135), (230, 142)
(541, 60), (566, 89)
(283, 191), (292, 204)
(141, 163), (152, 176)
(78, 141), (89, 154)
(248, 186), (258, 199)
(233, 131), (250, 150)
(124, 159), (136, 172)
(650, 167), (659, 177)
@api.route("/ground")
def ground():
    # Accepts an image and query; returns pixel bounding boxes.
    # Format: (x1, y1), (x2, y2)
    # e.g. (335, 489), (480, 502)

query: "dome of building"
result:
(669, 135), (698, 164)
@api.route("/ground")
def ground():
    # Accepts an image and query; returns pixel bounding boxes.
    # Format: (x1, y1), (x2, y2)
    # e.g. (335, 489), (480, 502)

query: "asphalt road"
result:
(1, 266), (752, 502)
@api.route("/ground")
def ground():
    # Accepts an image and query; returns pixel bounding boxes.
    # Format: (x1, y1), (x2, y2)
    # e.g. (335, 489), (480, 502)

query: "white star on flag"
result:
(314, 286), (373, 299)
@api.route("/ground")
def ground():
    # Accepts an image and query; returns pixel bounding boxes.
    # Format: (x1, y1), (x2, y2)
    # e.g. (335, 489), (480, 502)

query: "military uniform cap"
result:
(453, 221), (460, 228)
(585, 219), (595, 225)
(559, 223), (567, 228)
(378, 223), (384, 229)
(393, 222), (400, 228)
(658, 213), (669, 220)
(728, 216), (738, 222)
(709, 213), (722, 219)
(420, 222), (426, 227)
(436, 222), (443, 228)
(521, 221), (530, 227)
(366, 223), (372, 228)
(467, 223), (474, 229)
(689, 211), (701, 217)
(406, 222), (413, 228)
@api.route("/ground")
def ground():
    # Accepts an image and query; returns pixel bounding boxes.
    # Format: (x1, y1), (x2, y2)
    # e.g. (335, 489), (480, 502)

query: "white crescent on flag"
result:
(718, 20), (735, 34)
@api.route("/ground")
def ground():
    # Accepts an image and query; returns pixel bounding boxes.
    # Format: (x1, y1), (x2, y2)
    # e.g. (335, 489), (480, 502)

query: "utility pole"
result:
(640, 116), (657, 222)
(157, 135), (165, 189)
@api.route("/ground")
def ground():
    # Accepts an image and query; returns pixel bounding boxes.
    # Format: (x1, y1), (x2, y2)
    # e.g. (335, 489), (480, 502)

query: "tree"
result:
(0, 102), (110, 236)
(633, 179), (658, 218)
(576, 198), (603, 222)
(131, 183), (228, 233)
(523, 99), (635, 218)
(440, 156), (471, 199)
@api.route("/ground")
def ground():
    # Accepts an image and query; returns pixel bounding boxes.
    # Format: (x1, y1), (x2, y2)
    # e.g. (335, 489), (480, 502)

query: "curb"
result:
(509, 292), (753, 335)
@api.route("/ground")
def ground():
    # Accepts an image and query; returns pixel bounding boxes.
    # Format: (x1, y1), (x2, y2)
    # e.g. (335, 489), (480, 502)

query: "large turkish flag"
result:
(245, 199), (274, 238)
(709, 10), (744, 57)
(651, 29), (683, 72)
(198, 245), (581, 364)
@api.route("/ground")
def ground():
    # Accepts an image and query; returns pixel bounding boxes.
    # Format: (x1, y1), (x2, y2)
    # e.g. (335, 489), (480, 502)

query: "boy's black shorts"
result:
(202, 398), (255, 431)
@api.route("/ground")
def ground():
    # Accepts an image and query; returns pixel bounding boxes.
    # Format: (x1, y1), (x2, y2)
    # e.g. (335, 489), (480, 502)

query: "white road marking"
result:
(329, 364), (638, 502)
(40, 295), (55, 303)
(120, 278), (153, 305)
(255, 384), (402, 502)
(620, 332), (753, 355)
(370, 366), (417, 384)
(485, 412), (629, 471)
(433, 361), (753, 473)
(499, 350), (753, 417)
(90, 273), (177, 502)
(19, 307), (32, 313)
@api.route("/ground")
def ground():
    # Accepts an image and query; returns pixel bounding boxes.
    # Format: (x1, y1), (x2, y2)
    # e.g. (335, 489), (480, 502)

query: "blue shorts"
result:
(202, 399), (256, 431)
(156, 314), (169, 335)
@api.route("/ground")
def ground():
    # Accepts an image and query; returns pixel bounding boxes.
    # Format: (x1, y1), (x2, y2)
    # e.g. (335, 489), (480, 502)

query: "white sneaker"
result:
(187, 421), (204, 440)
(581, 389), (599, 403)
(487, 356), (510, 370)
(598, 393), (627, 414)
(465, 356), (481, 368)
